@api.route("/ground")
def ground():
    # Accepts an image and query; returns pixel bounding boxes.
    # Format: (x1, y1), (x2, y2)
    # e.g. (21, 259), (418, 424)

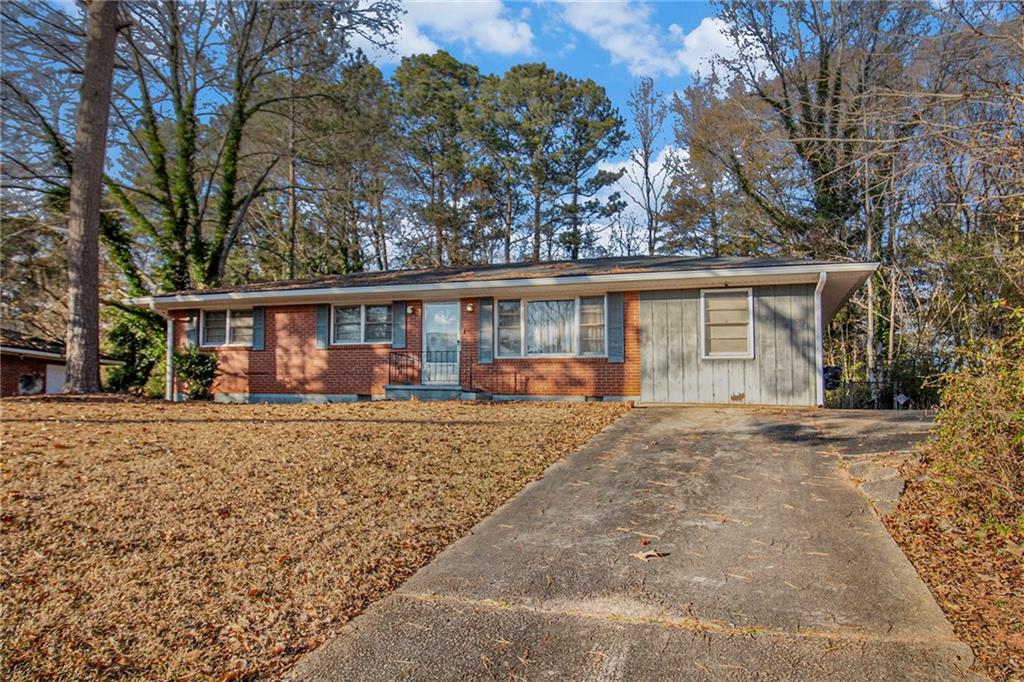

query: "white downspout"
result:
(165, 316), (174, 402)
(814, 272), (828, 407)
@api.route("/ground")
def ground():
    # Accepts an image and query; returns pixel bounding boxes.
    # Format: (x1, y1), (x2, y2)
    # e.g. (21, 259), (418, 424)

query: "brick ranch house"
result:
(1, 329), (120, 397)
(131, 256), (876, 406)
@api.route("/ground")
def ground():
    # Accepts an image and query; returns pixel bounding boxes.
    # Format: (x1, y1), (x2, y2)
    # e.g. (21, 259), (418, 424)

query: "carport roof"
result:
(130, 255), (876, 321)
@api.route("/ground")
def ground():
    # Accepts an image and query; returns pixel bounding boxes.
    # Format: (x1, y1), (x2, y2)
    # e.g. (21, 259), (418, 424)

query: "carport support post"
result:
(814, 272), (827, 407)
(165, 316), (174, 402)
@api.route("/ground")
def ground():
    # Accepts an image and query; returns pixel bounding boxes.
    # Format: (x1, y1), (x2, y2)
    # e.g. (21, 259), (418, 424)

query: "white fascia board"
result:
(0, 347), (66, 361)
(131, 262), (879, 310)
(0, 346), (122, 365)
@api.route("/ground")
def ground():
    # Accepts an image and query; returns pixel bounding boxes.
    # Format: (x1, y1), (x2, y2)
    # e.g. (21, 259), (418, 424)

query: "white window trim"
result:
(330, 304), (393, 345)
(200, 309), (253, 348)
(699, 287), (755, 360)
(578, 295), (608, 357)
(494, 295), (608, 359)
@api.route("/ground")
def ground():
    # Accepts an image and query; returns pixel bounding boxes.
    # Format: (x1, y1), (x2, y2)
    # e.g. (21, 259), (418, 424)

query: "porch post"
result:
(814, 272), (828, 407)
(165, 316), (174, 402)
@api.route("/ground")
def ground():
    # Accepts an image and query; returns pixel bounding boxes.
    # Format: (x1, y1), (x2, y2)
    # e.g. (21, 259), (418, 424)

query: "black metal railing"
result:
(388, 350), (462, 386)
(387, 351), (533, 396)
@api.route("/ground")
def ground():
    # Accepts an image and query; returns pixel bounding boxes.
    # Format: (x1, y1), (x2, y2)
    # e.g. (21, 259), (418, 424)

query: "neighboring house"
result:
(131, 256), (875, 406)
(0, 329), (120, 397)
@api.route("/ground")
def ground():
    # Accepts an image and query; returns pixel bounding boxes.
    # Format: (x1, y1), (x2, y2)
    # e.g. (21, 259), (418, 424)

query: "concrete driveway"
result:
(292, 407), (977, 681)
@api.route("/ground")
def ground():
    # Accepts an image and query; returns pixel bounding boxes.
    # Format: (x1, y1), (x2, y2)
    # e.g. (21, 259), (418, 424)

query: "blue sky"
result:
(352, 1), (740, 235)
(357, 1), (732, 149)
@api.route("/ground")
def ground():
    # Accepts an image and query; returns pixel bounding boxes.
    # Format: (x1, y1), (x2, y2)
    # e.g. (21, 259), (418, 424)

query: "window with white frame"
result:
(364, 305), (392, 342)
(578, 296), (606, 355)
(331, 304), (392, 344)
(495, 296), (606, 357)
(201, 309), (253, 347)
(496, 300), (522, 357)
(701, 289), (753, 359)
(527, 300), (575, 355)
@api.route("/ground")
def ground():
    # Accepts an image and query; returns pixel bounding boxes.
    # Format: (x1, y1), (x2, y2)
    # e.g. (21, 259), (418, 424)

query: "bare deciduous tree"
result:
(622, 77), (670, 255)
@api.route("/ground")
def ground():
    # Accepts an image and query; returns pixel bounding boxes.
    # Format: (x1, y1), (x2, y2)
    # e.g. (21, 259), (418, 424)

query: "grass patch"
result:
(0, 399), (628, 680)
(885, 313), (1023, 680)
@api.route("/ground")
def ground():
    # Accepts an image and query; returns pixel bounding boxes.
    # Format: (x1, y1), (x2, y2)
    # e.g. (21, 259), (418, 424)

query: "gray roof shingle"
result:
(164, 255), (840, 297)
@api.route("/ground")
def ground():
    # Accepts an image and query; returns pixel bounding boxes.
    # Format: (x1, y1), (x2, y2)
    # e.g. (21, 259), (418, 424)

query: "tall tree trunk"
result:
(65, 0), (121, 394)
(372, 187), (388, 270)
(532, 188), (541, 261)
(708, 181), (720, 257)
(435, 196), (443, 268)
(645, 154), (655, 255)
(569, 186), (580, 259)
(288, 94), (298, 279)
(503, 182), (512, 264)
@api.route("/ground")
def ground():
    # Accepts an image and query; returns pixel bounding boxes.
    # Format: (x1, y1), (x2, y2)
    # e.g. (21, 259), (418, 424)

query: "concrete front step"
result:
(384, 384), (491, 401)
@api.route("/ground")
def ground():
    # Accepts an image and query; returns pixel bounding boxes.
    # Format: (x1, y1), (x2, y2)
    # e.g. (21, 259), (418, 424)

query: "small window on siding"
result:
(201, 310), (252, 347)
(579, 296), (605, 355)
(701, 289), (753, 359)
(364, 305), (392, 342)
(496, 300), (522, 357)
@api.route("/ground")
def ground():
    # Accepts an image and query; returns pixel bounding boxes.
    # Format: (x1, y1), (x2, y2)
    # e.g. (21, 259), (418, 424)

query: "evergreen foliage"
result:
(172, 347), (219, 401)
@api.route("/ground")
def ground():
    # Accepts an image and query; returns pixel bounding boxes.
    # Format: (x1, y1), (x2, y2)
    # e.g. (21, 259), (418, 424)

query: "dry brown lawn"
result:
(0, 399), (628, 680)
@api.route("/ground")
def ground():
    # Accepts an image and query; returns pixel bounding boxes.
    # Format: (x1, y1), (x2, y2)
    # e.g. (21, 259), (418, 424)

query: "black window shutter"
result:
(185, 310), (199, 347)
(392, 301), (406, 348)
(478, 298), (493, 364)
(315, 304), (329, 349)
(252, 307), (265, 351)
(607, 293), (624, 363)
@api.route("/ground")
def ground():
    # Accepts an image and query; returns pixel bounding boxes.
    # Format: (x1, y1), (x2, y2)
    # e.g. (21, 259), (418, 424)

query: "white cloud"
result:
(358, 1), (535, 63)
(672, 17), (739, 76)
(560, 1), (677, 76)
(559, 1), (738, 78)
(391, 22), (441, 58)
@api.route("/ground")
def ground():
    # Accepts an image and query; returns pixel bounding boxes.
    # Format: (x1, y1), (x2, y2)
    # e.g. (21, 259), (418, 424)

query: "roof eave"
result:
(0, 346), (123, 365)
(130, 262), (880, 310)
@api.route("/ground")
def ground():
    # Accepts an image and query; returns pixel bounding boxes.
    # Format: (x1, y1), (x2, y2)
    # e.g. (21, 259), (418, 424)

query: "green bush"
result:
(173, 347), (219, 401)
(103, 307), (165, 394)
(923, 304), (1024, 539)
(143, 358), (167, 399)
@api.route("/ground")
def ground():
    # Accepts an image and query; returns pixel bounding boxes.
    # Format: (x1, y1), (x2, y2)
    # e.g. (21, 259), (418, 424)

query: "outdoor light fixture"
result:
(406, 305), (415, 314)
(465, 303), (474, 313)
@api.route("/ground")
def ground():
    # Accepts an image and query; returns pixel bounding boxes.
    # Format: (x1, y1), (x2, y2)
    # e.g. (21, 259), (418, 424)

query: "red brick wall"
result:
(171, 303), (424, 397)
(1, 354), (50, 396)
(169, 294), (640, 399)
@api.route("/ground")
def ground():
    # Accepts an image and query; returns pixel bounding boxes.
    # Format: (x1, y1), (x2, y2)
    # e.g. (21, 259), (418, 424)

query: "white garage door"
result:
(45, 364), (65, 394)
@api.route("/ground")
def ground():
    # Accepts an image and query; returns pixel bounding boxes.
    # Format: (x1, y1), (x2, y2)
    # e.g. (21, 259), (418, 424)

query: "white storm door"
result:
(422, 302), (460, 384)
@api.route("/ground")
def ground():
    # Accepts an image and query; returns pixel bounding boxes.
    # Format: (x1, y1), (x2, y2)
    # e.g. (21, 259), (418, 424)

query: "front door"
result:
(422, 302), (461, 384)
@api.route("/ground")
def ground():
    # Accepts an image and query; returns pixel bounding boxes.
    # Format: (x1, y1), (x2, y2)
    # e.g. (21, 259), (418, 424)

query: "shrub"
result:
(173, 347), (219, 401)
(923, 305), (1024, 539)
(143, 358), (167, 399)
(103, 307), (165, 394)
